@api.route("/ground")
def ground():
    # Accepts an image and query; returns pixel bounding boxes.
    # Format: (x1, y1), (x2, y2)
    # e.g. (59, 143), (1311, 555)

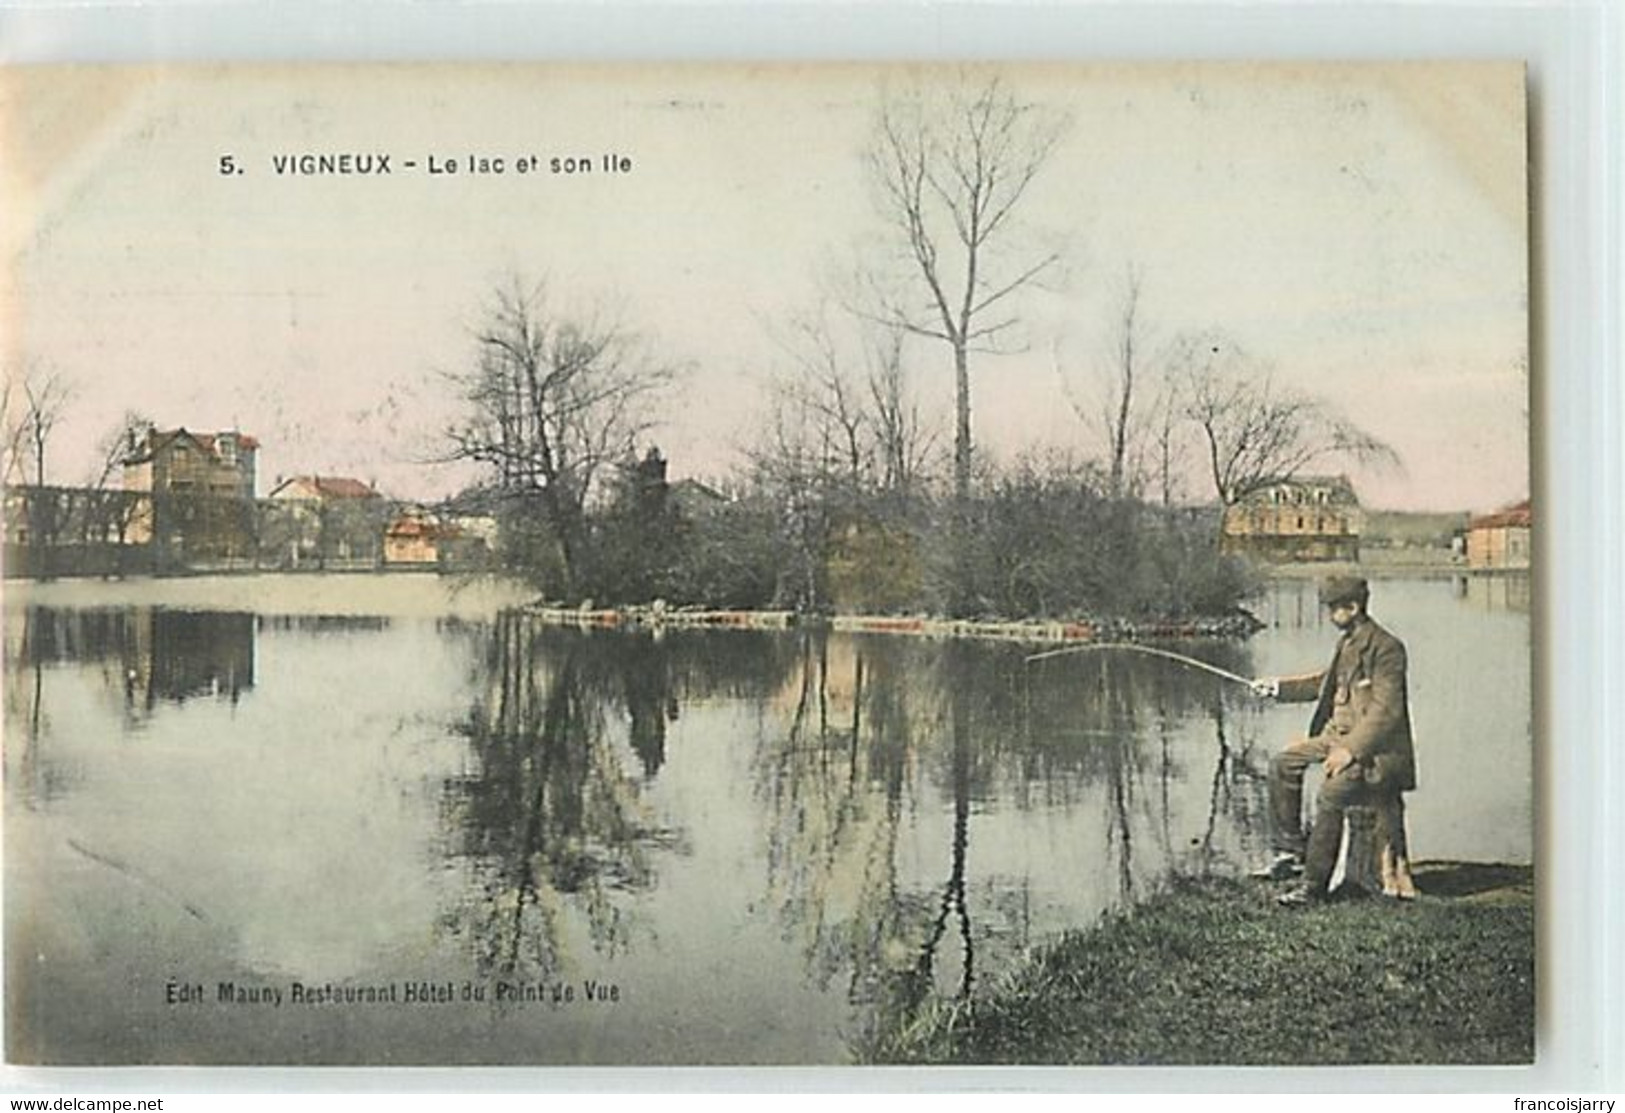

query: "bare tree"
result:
(861, 72), (1068, 508)
(1175, 330), (1399, 508)
(745, 385), (836, 613)
(82, 410), (153, 546)
(442, 278), (677, 595)
(0, 378), (23, 487)
(769, 303), (940, 501)
(1147, 357), (1190, 512)
(770, 306), (874, 491)
(2, 365), (73, 489)
(1, 366), (73, 572)
(865, 326), (939, 499)
(752, 305), (941, 612)
(1101, 269), (1145, 500)
(87, 410), (154, 490)
(1063, 266), (1156, 501)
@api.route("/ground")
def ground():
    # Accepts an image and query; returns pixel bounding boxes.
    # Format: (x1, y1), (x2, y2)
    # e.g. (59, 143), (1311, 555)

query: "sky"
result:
(1, 61), (1529, 512)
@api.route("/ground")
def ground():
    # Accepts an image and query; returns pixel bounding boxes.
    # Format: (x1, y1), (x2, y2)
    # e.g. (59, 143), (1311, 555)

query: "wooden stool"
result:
(1341, 796), (1418, 899)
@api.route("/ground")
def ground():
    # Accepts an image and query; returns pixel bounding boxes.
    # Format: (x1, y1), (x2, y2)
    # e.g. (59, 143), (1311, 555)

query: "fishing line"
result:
(66, 837), (209, 921)
(1023, 642), (1256, 689)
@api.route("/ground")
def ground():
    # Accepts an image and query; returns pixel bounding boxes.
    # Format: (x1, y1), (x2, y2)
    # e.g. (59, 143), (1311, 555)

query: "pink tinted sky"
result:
(3, 62), (1528, 513)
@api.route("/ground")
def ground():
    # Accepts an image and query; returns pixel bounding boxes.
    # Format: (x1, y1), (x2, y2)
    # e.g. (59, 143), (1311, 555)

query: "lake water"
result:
(2, 574), (1531, 1065)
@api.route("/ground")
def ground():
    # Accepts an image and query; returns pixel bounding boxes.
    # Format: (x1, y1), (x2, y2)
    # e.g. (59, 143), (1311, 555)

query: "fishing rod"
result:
(1023, 642), (1258, 689)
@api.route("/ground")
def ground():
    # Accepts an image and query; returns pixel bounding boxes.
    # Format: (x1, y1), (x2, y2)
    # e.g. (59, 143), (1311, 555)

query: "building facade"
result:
(265, 475), (386, 569)
(1220, 475), (1362, 563)
(122, 428), (260, 564)
(1464, 499), (1531, 570)
(383, 508), (457, 566)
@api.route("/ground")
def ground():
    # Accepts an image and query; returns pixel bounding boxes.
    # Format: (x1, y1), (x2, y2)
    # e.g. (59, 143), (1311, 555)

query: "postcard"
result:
(2, 61), (1531, 1066)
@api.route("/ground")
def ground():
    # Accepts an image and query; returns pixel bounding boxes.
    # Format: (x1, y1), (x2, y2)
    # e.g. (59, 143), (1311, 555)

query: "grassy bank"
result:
(874, 862), (1533, 1066)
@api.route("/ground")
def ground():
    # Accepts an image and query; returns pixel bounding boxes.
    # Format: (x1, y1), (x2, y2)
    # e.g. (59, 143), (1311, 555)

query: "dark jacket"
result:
(1276, 614), (1417, 792)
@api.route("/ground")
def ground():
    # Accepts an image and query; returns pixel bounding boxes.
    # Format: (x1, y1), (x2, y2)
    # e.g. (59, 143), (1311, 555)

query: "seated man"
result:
(1251, 575), (1418, 906)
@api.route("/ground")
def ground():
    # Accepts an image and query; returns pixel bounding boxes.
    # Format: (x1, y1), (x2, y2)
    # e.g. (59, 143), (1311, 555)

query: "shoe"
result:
(1249, 853), (1304, 881)
(1275, 885), (1326, 908)
(1381, 851), (1419, 900)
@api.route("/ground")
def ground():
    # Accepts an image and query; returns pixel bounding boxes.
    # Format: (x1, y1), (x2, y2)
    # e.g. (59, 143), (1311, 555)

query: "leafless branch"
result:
(441, 276), (678, 589)
(860, 72), (1068, 505)
(1173, 328), (1401, 506)
(3, 364), (74, 488)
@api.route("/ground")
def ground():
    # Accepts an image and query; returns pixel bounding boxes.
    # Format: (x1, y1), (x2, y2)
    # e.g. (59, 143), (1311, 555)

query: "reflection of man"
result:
(1250, 576), (1417, 906)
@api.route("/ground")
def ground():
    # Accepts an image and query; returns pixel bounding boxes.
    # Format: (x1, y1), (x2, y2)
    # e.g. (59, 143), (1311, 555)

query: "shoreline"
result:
(0, 571), (1263, 641)
(873, 862), (1534, 1065)
(523, 603), (1263, 643)
(2, 562), (1525, 639)
(1265, 554), (1528, 580)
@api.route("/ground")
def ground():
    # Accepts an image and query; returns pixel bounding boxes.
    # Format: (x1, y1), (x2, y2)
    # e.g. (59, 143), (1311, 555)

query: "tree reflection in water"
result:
(908, 641), (975, 1005)
(752, 630), (939, 1052)
(750, 632), (1273, 1056)
(6, 608), (51, 807)
(1194, 691), (1271, 875)
(435, 614), (1274, 1038)
(1025, 642), (1271, 880)
(445, 614), (656, 978)
(441, 614), (801, 979)
(4, 606), (263, 804)
(10, 605), (259, 717)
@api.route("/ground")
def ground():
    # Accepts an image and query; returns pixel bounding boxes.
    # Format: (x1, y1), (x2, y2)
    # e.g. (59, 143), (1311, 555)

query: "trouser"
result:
(1269, 733), (1403, 894)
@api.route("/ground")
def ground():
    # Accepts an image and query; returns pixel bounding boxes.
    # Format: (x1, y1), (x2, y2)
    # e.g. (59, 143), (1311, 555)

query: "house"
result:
(383, 508), (460, 567)
(266, 475), (386, 569)
(669, 477), (729, 520)
(1464, 499), (1531, 570)
(122, 427), (259, 563)
(1220, 475), (1362, 562)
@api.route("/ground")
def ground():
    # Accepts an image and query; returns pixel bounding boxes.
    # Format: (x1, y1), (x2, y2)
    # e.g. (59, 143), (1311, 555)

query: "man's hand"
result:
(1249, 677), (1280, 699)
(1323, 744), (1355, 777)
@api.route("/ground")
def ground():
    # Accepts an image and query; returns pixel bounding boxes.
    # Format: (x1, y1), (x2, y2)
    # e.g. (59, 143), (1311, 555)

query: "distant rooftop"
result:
(1237, 474), (1359, 505)
(125, 427), (260, 465)
(269, 475), (380, 500)
(1468, 498), (1532, 531)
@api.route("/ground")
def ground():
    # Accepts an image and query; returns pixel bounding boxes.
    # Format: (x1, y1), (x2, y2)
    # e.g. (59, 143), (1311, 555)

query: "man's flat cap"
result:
(1319, 575), (1370, 608)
